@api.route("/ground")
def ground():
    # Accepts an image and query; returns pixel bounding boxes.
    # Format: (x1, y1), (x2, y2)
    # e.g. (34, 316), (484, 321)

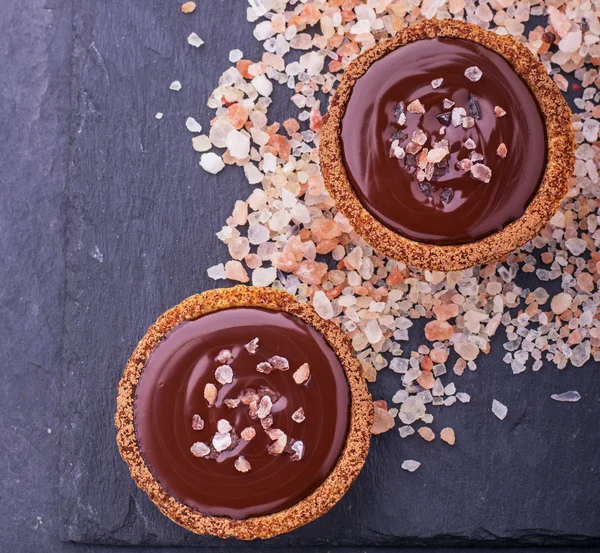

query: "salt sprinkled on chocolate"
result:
(293, 363), (310, 384)
(204, 383), (217, 406)
(190, 442), (210, 458)
(244, 337), (259, 354)
(292, 407), (305, 423)
(234, 456), (252, 473)
(191, 414), (204, 431)
(464, 65), (483, 82)
(215, 349), (233, 364)
(215, 364), (234, 385)
(494, 106), (507, 117)
(407, 99), (425, 114)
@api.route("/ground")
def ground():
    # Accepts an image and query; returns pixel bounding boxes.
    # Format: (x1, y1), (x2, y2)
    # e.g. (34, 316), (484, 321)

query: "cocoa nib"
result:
(467, 94), (482, 119)
(436, 112), (452, 126)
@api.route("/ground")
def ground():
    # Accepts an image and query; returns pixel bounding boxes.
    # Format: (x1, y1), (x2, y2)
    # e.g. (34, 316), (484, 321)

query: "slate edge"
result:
(115, 285), (373, 540)
(320, 19), (576, 271)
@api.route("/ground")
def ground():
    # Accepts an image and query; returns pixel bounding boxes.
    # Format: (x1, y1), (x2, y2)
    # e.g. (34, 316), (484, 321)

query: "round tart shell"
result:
(321, 19), (575, 271)
(115, 286), (373, 539)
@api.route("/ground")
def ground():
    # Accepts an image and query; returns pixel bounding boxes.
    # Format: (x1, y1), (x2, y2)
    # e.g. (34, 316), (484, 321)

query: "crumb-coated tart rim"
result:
(320, 19), (575, 271)
(115, 285), (373, 539)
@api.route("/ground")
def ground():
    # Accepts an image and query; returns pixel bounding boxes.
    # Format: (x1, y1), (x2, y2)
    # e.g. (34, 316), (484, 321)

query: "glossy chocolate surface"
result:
(340, 37), (547, 245)
(134, 307), (350, 519)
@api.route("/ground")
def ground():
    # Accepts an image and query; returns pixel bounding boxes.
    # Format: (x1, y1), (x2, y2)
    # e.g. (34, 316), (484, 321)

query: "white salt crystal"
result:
(401, 460), (421, 472)
(251, 74), (273, 97)
(192, 135), (211, 152)
(248, 223), (269, 245)
(169, 80), (182, 91)
(187, 32), (204, 48)
(313, 290), (333, 319)
(155, 112), (163, 120)
(252, 267), (277, 287)
(551, 391), (581, 402)
(185, 117), (202, 133)
(464, 66), (482, 82)
(207, 263), (226, 280)
(226, 130), (251, 159)
(199, 153), (225, 174)
(229, 49), (243, 62)
(398, 426), (415, 438)
(492, 399), (508, 420)
(565, 237), (586, 255)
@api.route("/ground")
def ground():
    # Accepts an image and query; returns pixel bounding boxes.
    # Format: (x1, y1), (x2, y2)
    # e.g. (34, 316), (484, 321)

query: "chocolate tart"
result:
(321, 19), (575, 271)
(115, 286), (372, 539)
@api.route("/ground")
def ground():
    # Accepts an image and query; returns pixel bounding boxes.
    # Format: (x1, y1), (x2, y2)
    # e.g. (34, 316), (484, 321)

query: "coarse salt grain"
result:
(492, 399), (508, 420)
(187, 32), (204, 48)
(401, 460), (421, 472)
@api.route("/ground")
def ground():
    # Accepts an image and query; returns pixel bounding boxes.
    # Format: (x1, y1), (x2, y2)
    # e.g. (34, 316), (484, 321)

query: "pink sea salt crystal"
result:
(547, 6), (573, 38)
(407, 99), (425, 114)
(225, 260), (249, 283)
(454, 341), (480, 361)
(551, 292), (572, 314)
(372, 402), (395, 434)
(424, 320), (455, 341)
(293, 363), (310, 384)
(292, 407), (305, 423)
(311, 219), (341, 239)
(231, 200), (248, 226)
(190, 442), (210, 457)
(215, 365), (233, 385)
(494, 106), (506, 117)
(433, 303), (459, 321)
(228, 237), (250, 260)
(312, 290), (333, 319)
(216, 349), (233, 364)
(497, 143), (508, 158)
(293, 260), (328, 285)
(234, 456), (251, 472)
(464, 66), (482, 82)
(471, 163), (492, 183)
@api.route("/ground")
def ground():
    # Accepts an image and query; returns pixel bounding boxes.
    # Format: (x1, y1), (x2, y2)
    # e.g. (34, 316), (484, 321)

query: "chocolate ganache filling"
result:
(134, 307), (350, 519)
(340, 37), (548, 245)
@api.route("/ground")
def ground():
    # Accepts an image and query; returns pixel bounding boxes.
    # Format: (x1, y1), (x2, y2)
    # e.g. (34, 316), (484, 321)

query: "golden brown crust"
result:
(321, 19), (575, 271)
(115, 286), (373, 539)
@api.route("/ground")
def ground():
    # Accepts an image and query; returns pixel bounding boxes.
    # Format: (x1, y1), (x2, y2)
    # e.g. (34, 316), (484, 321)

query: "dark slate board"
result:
(59, 0), (600, 547)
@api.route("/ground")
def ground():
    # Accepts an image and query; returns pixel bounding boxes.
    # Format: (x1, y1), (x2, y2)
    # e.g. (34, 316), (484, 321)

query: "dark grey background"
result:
(1, 0), (598, 551)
